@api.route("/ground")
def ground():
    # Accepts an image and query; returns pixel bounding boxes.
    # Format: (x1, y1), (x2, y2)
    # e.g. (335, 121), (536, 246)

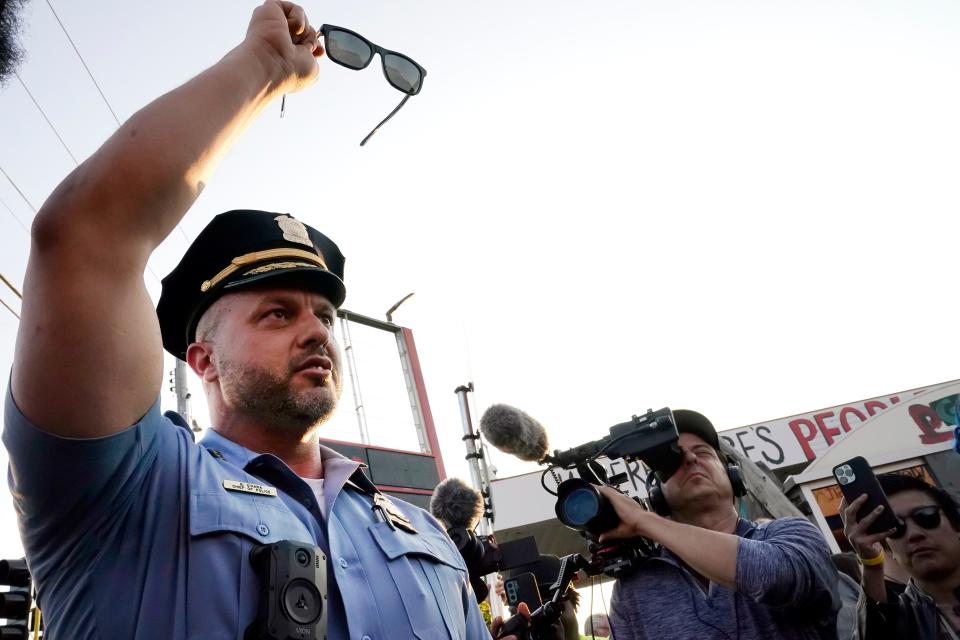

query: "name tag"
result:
(223, 480), (278, 497)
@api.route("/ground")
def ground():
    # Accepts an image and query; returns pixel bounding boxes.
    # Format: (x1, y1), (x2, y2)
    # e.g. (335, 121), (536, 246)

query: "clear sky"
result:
(1, 0), (959, 622)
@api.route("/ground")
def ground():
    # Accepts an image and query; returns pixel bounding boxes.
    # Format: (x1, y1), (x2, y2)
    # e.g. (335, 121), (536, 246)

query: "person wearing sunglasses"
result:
(841, 473), (960, 640)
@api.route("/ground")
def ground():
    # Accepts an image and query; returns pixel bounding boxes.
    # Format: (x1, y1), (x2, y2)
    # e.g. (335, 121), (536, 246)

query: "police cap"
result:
(157, 210), (346, 359)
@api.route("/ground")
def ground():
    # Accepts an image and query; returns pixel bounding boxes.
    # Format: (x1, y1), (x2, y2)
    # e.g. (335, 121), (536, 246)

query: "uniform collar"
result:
(198, 428), (362, 490)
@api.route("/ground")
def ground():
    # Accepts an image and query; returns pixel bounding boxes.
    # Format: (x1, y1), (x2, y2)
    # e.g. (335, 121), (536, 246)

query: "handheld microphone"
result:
(479, 404), (550, 462)
(430, 477), (484, 530)
(431, 477), (540, 603)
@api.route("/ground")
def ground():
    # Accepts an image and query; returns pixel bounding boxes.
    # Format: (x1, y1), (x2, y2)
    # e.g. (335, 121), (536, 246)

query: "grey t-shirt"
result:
(609, 517), (840, 640)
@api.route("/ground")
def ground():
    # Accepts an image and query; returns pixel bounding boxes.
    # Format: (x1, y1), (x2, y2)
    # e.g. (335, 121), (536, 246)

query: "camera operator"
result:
(840, 473), (960, 639)
(597, 410), (841, 640)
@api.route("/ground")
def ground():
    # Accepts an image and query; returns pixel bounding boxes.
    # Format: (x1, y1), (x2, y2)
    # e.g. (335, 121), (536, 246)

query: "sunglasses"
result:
(888, 505), (943, 539)
(320, 24), (427, 146)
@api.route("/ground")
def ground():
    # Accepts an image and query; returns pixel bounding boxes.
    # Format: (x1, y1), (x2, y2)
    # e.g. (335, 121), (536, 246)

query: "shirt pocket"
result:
(188, 491), (316, 640)
(190, 490), (309, 542)
(369, 523), (469, 640)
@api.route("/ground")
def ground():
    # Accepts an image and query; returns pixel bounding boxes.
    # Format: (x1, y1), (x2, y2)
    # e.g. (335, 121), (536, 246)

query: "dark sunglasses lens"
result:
(383, 54), (422, 94)
(326, 30), (372, 69)
(912, 507), (941, 530)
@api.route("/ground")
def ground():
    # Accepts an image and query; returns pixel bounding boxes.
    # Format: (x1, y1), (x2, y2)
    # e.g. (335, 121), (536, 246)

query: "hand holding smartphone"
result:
(834, 457), (906, 560)
(503, 573), (542, 611)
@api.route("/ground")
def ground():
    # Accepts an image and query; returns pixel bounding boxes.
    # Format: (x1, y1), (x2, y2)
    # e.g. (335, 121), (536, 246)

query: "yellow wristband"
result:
(858, 549), (885, 566)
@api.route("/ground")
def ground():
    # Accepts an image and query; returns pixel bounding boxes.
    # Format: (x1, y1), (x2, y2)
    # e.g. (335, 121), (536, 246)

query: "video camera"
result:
(479, 405), (684, 579)
(483, 408), (684, 639)
(540, 407), (683, 577)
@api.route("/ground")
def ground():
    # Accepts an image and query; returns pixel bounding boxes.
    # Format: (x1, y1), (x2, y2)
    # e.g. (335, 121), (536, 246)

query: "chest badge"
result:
(223, 479), (278, 497)
(373, 494), (418, 534)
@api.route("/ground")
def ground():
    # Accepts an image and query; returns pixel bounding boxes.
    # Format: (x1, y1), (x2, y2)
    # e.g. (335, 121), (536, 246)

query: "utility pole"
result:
(454, 382), (495, 530)
(453, 383), (504, 620)
(173, 360), (193, 427)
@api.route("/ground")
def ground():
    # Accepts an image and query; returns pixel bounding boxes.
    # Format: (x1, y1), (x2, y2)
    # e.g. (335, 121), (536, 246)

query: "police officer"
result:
(3, 2), (490, 638)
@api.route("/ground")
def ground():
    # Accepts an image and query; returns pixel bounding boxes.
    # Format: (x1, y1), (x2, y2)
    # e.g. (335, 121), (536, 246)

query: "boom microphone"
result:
(430, 477), (484, 530)
(479, 404), (550, 462)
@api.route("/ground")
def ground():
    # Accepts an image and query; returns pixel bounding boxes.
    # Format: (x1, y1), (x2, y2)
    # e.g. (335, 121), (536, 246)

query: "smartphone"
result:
(503, 572), (542, 610)
(832, 456), (904, 536)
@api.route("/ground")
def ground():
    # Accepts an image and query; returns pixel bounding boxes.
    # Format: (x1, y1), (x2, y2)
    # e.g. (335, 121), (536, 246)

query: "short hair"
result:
(878, 473), (960, 529)
(195, 296), (228, 343)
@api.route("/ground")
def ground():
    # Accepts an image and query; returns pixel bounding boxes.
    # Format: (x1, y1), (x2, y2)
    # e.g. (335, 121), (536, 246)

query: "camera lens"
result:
(295, 548), (311, 567)
(561, 487), (600, 527)
(555, 478), (621, 536)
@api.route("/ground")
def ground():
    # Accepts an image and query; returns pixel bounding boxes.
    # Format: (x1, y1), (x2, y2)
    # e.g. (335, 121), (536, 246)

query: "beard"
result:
(219, 358), (342, 431)
(0, 0), (28, 84)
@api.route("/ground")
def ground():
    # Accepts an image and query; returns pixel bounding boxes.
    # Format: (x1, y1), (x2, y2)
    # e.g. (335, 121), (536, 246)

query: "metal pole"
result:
(340, 316), (370, 445)
(455, 383), (486, 507)
(454, 382), (507, 618)
(385, 292), (415, 323)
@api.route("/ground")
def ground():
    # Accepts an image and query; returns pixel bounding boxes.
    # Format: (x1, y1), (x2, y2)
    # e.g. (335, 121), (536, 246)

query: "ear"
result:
(186, 341), (218, 383)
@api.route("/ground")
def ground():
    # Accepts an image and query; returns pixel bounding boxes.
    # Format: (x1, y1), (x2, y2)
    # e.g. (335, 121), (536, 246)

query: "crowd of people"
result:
(458, 409), (960, 640)
(1, 1), (958, 639)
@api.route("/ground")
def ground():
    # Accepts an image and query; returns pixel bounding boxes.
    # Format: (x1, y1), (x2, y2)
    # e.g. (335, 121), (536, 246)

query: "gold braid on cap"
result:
(200, 248), (328, 292)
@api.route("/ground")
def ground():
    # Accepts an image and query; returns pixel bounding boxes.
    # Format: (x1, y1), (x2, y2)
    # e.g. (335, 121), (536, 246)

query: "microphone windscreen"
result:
(479, 404), (549, 462)
(430, 477), (484, 530)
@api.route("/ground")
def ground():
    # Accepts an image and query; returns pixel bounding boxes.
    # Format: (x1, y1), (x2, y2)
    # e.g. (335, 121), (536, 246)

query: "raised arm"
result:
(840, 494), (897, 603)
(598, 486), (839, 614)
(11, 0), (322, 437)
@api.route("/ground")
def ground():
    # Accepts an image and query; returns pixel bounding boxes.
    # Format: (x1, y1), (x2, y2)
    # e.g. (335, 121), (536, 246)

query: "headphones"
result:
(646, 453), (747, 517)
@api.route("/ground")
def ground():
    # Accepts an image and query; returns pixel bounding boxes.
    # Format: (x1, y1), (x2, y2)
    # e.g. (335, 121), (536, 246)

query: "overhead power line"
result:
(0, 273), (23, 299)
(0, 162), (163, 286)
(15, 72), (78, 164)
(0, 297), (19, 321)
(0, 165), (38, 213)
(0, 0), (194, 290)
(44, 0), (121, 126)
(0, 194), (30, 235)
(42, 0), (192, 246)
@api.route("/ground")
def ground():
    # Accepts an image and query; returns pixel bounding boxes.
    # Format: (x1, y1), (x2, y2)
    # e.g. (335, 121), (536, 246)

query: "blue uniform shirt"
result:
(3, 389), (490, 639)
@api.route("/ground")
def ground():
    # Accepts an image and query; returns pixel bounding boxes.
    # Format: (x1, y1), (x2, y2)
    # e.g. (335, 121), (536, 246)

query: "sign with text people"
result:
(717, 380), (960, 471)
